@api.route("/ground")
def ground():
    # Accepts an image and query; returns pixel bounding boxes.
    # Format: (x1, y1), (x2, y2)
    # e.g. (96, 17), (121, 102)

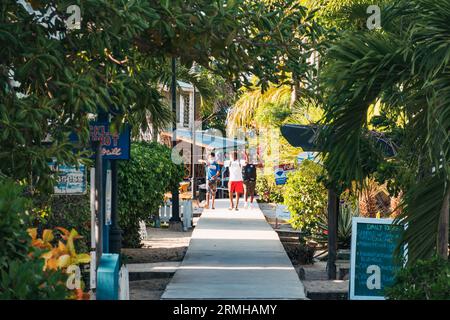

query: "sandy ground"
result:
(122, 227), (194, 264)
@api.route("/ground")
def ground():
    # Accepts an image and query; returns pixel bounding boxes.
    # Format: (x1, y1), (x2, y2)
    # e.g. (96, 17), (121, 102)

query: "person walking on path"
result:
(199, 152), (221, 209)
(242, 153), (257, 209)
(224, 151), (246, 211)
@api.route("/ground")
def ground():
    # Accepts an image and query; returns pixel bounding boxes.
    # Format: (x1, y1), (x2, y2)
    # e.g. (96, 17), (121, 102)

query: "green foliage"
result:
(31, 194), (91, 254)
(0, 178), (30, 269)
(118, 142), (184, 248)
(0, 256), (67, 300)
(144, 0), (323, 91)
(256, 174), (285, 204)
(319, 0), (450, 261)
(284, 160), (327, 233)
(0, 0), (323, 196)
(386, 256), (450, 300)
(255, 102), (292, 128)
(0, 178), (67, 300)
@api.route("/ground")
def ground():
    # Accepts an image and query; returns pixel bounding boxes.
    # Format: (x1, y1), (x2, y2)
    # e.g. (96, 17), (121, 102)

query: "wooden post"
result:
(327, 188), (338, 279)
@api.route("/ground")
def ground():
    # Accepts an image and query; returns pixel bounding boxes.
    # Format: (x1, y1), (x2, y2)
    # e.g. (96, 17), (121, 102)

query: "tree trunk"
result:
(152, 122), (158, 142)
(290, 74), (301, 107)
(437, 185), (449, 260)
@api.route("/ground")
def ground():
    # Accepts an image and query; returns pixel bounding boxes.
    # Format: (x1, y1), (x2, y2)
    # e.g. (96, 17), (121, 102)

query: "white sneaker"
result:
(244, 202), (248, 209)
(249, 203), (254, 209)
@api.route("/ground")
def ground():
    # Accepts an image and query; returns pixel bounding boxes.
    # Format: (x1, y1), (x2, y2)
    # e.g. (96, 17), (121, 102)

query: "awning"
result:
(280, 124), (320, 151)
(162, 129), (246, 151)
(281, 124), (397, 156)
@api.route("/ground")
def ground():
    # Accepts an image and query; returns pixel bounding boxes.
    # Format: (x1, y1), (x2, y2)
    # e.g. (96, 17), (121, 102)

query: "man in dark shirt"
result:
(242, 158), (257, 209)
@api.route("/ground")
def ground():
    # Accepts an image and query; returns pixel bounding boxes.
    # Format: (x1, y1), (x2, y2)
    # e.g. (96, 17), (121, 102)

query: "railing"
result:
(138, 200), (193, 240)
(159, 200), (193, 231)
(118, 264), (129, 300)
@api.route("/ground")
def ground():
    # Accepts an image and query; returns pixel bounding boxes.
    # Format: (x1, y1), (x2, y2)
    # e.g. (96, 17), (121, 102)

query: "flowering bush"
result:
(28, 227), (91, 300)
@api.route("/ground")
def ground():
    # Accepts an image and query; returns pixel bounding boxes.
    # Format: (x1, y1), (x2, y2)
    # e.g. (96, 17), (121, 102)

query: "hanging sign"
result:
(350, 217), (405, 300)
(49, 159), (87, 195)
(274, 163), (295, 185)
(89, 121), (131, 160)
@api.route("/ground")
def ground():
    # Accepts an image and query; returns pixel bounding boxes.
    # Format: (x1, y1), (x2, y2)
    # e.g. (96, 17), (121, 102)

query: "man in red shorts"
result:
(225, 151), (245, 211)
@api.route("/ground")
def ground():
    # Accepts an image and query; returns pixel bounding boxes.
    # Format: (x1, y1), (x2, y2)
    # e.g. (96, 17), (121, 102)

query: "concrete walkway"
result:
(161, 199), (306, 299)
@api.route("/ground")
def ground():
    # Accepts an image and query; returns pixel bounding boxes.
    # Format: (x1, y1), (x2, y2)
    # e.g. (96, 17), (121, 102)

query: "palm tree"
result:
(319, 0), (449, 262)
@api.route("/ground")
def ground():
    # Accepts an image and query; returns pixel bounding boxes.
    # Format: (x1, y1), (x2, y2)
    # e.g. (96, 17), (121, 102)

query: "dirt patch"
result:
(129, 279), (172, 300)
(123, 228), (193, 264)
(123, 247), (187, 264)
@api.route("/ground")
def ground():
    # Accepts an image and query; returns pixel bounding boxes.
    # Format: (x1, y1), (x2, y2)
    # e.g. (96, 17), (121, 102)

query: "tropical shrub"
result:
(256, 174), (285, 203)
(311, 203), (359, 250)
(386, 256), (450, 300)
(284, 160), (328, 233)
(27, 227), (91, 300)
(118, 142), (184, 247)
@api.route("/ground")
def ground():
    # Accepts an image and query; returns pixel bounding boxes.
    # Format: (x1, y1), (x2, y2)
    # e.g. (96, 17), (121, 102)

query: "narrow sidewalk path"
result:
(161, 199), (306, 299)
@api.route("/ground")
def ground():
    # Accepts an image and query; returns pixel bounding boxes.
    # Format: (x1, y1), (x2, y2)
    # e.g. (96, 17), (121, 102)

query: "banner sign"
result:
(274, 163), (295, 185)
(49, 159), (87, 195)
(89, 121), (131, 160)
(350, 217), (405, 300)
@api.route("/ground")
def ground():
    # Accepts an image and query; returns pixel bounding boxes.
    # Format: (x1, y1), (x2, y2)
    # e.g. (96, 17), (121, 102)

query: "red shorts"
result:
(229, 181), (244, 194)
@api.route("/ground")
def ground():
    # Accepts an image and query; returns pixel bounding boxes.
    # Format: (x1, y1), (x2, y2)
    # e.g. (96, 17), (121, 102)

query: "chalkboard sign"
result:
(350, 217), (405, 300)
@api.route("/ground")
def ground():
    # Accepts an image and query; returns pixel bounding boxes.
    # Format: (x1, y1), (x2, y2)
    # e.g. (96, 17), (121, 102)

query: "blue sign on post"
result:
(350, 217), (405, 300)
(89, 121), (131, 160)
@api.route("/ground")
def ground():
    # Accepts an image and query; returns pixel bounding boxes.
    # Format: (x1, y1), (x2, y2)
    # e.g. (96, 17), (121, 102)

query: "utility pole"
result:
(169, 56), (182, 231)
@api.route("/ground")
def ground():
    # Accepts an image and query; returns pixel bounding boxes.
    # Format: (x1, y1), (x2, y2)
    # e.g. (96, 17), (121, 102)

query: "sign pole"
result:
(169, 57), (182, 230)
(109, 160), (122, 254)
(94, 140), (104, 267)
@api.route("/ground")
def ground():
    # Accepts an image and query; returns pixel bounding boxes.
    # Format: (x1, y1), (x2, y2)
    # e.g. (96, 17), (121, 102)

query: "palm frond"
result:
(395, 173), (449, 264)
(320, 31), (407, 187)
